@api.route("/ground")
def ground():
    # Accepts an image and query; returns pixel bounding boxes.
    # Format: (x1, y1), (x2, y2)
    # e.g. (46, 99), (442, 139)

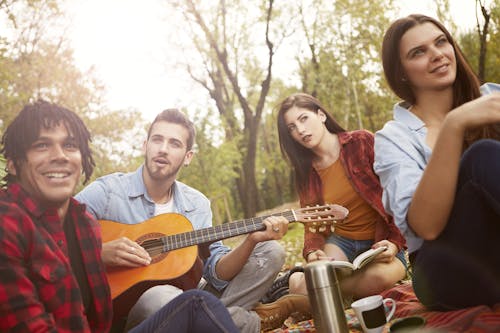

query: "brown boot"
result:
(254, 294), (312, 332)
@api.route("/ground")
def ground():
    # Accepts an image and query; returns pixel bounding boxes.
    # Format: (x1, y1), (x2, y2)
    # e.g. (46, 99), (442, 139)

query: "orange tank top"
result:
(316, 159), (379, 240)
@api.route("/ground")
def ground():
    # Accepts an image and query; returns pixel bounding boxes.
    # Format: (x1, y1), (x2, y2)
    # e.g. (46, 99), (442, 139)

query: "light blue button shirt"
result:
(374, 83), (500, 254)
(75, 165), (231, 290)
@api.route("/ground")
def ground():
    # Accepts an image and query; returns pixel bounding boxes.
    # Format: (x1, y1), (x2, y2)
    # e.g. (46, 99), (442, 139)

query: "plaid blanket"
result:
(269, 282), (500, 333)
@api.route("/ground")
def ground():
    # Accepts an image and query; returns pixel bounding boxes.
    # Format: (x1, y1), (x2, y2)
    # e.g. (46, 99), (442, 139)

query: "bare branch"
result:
(185, 0), (252, 121)
(254, 0), (275, 124)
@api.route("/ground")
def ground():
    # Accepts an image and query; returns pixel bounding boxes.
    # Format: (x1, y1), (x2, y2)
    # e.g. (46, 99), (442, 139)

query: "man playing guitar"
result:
(76, 108), (311, 332)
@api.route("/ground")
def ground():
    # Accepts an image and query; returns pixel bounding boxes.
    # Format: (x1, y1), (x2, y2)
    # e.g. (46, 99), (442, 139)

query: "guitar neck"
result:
(161, 210), (297, 252)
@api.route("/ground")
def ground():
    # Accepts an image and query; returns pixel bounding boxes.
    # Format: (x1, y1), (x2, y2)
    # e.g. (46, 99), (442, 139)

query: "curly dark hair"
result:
(1, 100), (95, 186)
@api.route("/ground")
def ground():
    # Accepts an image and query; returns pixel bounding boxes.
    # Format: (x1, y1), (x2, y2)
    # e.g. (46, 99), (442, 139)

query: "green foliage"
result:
(296, 0), (397, 132)
(179, 107), (242, 221)
(458, 0), (500, 83)
(85, 109), (146, 176)
(0, 0), (68, 129)
(489, 1), (500, 83)
(0, 0), (147, 188)
(3, 0), (500, 222)
(256, 108), (296, 208)
(172, 0), (434, 219)
(434, 0), (458, 34)
(170, 0), (301, 217)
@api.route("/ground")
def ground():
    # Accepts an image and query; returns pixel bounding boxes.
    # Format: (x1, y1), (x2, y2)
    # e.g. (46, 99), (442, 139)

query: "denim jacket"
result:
(75, 165), (231, 290)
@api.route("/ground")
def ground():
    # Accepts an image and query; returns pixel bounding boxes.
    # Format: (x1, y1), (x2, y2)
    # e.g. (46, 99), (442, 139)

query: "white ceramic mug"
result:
(351, 295), (396, 333)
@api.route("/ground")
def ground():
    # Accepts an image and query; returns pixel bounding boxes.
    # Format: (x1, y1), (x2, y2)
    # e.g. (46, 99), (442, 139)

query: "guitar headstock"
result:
(293, 204), (349, 233)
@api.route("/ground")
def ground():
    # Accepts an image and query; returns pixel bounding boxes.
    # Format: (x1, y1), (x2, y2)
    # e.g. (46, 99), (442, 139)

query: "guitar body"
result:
(100, 214), (203, 320)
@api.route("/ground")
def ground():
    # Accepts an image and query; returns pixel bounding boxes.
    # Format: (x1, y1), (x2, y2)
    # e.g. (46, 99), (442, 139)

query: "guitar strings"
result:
(139, 209), (339, 256)
(138, 211), (298, 256)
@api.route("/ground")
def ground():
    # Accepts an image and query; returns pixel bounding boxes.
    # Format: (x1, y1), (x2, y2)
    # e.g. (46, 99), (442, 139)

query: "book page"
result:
(353, 246), (388, 269)
(331, 261), (355, 279)
(330, 260), (354, 270)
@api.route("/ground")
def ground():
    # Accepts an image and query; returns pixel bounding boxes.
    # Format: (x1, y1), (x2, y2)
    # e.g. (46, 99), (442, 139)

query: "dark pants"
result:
(129, 290), (239, 333)
(411, 139), (500, 310)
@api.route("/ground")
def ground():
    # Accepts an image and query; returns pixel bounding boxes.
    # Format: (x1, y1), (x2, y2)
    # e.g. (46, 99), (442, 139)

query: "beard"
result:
(144, 156), (183, 182)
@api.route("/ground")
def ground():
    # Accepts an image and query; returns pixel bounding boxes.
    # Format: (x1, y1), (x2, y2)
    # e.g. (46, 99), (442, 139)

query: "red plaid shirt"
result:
(0, 183), (112, 332)
(300, 130), (406, 259)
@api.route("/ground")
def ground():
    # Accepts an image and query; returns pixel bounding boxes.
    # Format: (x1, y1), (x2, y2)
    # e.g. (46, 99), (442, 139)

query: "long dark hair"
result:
(1, 100), (95, 186)
(382, 14), (500, 145)
(382, 14), (480, 107)
(277, 93), (345, 195)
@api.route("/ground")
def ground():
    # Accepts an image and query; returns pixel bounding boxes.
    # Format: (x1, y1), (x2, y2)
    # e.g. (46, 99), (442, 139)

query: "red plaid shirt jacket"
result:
(0, 183), (112, 332)
(299, 130), (406, 259)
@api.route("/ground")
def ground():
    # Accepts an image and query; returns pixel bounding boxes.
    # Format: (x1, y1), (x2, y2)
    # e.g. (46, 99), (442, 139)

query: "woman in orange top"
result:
(276, 93), (406, 302)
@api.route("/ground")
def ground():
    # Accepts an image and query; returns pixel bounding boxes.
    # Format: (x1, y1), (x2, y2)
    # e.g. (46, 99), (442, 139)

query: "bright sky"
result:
(67, 0), (478, 121)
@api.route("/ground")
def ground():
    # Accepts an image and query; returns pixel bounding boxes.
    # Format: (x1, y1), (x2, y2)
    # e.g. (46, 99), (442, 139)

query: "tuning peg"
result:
(309, 226), (317, 233)
(330, 225), (335, 232)
(319, 225), (326, 232)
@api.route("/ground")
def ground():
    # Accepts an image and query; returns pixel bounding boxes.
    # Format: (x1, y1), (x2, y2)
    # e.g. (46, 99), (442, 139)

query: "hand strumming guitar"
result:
(102, 237), (152, 267)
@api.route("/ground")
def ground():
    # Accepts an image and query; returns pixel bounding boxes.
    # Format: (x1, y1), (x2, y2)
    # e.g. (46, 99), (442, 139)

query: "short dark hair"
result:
(147, 108), (196, 151)
(1, 100), (95, 185)
(381, 14), (480, 107)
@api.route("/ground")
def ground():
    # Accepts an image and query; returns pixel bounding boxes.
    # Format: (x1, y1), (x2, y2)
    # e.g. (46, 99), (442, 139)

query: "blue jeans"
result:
(411, 140), (500, 310)
(129, 290), (239, 333)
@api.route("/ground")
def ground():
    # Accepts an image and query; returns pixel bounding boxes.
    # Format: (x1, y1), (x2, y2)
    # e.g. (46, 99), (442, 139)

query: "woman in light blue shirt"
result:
(374, 14), (500, 310)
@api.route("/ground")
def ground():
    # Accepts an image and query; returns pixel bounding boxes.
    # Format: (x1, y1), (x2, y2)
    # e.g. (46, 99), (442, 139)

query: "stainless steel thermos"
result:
(304, 260), (349, 333)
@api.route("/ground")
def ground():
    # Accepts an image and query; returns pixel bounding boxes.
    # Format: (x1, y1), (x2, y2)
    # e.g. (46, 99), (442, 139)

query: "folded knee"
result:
(257, 240), (286, 265)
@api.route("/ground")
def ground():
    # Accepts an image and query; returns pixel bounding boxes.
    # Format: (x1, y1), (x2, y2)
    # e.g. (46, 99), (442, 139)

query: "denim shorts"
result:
(326, 233), (407, 269)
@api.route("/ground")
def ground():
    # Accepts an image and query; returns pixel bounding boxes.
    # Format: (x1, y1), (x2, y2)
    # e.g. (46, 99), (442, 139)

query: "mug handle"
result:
(383, 298), (396, 322)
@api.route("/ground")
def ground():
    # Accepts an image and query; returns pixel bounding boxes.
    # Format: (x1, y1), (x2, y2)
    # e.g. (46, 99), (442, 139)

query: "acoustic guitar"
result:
(100, 204), (348, 319)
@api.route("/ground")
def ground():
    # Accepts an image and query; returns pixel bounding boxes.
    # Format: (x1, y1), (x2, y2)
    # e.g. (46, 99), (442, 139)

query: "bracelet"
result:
(304, 249), (319, 260)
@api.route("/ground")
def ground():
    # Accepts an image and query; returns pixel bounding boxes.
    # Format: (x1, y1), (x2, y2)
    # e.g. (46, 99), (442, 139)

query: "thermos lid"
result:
(304, 260), (338, 289)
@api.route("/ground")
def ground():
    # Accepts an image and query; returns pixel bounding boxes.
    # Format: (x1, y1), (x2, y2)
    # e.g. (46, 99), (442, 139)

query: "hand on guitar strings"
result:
(101, 237), (152, 268)
(247, 215), (289, 244)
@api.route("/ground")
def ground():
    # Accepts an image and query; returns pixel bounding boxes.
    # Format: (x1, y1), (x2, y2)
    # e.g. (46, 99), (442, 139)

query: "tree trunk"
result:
(183, 0), (276, 217)
(476, 0), (490, 83)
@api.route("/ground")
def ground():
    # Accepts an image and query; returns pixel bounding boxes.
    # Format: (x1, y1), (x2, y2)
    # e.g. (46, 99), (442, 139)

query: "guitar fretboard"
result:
(142, 211), (296, 254)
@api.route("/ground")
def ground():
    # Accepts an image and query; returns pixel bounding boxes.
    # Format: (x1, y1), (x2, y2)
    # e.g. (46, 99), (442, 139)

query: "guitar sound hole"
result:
(137, 233), (168, 264)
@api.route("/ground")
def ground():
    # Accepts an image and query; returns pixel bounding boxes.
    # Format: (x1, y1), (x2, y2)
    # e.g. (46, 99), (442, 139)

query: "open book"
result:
(321, 246), (388, 277)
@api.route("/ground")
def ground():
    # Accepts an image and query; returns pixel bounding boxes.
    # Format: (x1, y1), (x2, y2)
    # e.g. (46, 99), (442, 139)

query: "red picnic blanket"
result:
(269, 282), (500, 333)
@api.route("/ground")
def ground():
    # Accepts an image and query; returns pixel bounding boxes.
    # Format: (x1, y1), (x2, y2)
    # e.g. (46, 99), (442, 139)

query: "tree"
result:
(179, 107), (241, 223)
(171, 0), (294, 217)
(0, 0), (102, 129)
(0, 0), (146, 183)
(476, 0), (492, 82)
(296, 0), (396, 132)
(458, 0), (500, 83)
